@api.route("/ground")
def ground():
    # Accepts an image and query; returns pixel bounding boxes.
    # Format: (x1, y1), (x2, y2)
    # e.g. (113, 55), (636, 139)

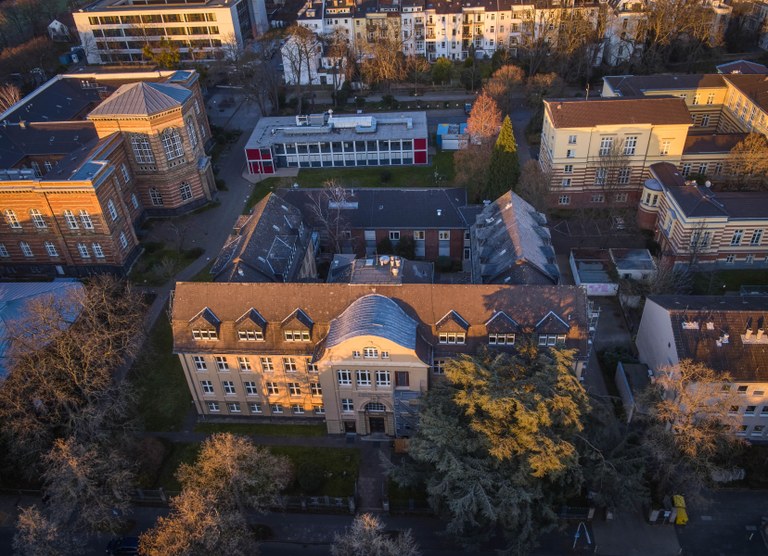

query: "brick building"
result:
(0, 70), (214, 277)
(171, 282), (590, 436)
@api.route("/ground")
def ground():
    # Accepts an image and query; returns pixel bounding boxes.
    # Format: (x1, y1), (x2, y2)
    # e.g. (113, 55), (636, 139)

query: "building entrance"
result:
(369, 417), (385, 434)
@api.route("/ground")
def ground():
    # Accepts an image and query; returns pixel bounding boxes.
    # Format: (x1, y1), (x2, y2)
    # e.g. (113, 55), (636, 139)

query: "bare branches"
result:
(305, 180), (353, 254)
(0, 82), (21, 112)
(331, 513), (420, 556)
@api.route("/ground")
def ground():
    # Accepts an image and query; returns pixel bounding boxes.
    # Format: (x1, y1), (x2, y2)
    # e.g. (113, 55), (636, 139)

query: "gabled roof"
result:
(535, 310), (570, 332)
(472, 191), (558, 285)
(722, 74), (768, 114)
(88, 81), (190, 117)
(189, 307), (220, 327)
(235, 308), (267, 329)
(326, 294), (418, 349)
(435, 310), (470, 331)
(717, 60), (768, 75)
(282, 308), (313, 329)
(485, 311), (519, 332)
(603, 74), (725, 97)
(545, 97), (692, 128)
(649, 295), (768, 381)
(211, 193), (311, 283)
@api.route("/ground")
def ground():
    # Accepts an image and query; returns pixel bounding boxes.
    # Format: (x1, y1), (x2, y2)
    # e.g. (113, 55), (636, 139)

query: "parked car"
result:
(106, 537), (140, 555)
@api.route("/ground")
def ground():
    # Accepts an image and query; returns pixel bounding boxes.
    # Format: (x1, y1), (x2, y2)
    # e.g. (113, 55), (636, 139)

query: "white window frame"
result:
(63, 210), (78, 229)
(270, 404), (284, 414)
(186, 117), (199, 148)
(341, 398), (354, 412)
(30, 209), (47, 229)
(107, 199), (118, 221)
(121, 163), (130, 183)
(5, 209), (21, 229)
(201, 380), (214, 394)
(623, 136), (637, 156)
(228, 402), (241, 413)
(193, 356), (207, 371)
(179, 182), (193, 201)
(238, 357), (252, 371)
(266, 382), (279, 395)
(250, 402), (263, 414)
(288, 382), (301, 396)
(92, 243), (105, 259)
(215, 356), (229, 371)
(375, 370), (391, 386)
(207, 401), (220, 412)
(79, 210), (94, 230)
(149, 188), (163, 207)
(599, 136), (614, 156)
(389, 230), (400, 241)
(77, 243), (90, 258)
(162, 128), (184, 161)
(244, 381), (258, 395)
(131, 134), (155, 164)
(357, 370), (372, 387)
(310, 382), (322, 396)
(44, 241), (59, 257)
(438, 230), (450, 240)
(338, 369), (352, 385)
(0, 244), (8, 257)
(363, 347), (378, 359)
(260, 357), (274, 372)
(119, 232), (128, 250)
(283, 357), (298, 372)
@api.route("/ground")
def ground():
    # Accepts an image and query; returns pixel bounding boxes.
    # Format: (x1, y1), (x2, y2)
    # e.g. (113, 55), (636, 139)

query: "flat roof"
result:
(245, 112), (428, 150)
(79, 0), (233, 11)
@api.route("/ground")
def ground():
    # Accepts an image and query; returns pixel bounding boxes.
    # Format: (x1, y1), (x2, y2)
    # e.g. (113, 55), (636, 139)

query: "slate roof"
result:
(649, 295), (768, 381)
(0, 280), (83, 377)
(172, 283), (589, 359)
(545, 97), (692, 128)
(327, 254), (434, 284)
(326, 294), (418, 349)
(683, 133), (747, 155)
(88, 82), (190, 118)
(471, 191), (559, 285)
(0, 78), (107, 124)
(722, 74), (768, 113)
(211, 193), (312, 283)
(603, 74), (725, 96)
(0, 121), (98, 171)
(276, 187), (471, 229)
(650, 162), (768, 219)
(716, 60), (768, 75)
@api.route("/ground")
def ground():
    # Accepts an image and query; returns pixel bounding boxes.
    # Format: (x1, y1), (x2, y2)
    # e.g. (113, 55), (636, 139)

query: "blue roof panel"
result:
(326, 294), (417, 349)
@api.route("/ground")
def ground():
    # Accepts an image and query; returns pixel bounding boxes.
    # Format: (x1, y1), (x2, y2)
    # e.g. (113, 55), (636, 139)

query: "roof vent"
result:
(437, 209), (442, 216)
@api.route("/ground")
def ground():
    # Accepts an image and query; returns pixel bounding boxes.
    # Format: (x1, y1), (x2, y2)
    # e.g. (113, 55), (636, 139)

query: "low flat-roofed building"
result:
(327, 254), (434, 284)
(615, 361), (651, 424)
(244, 112), (429, 175)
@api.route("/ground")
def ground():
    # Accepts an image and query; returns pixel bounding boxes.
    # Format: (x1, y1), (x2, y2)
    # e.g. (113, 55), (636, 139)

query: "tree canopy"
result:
(486, 115), (520, 200)
(395, 346), (589, 553)
(331, 513), (420, 556)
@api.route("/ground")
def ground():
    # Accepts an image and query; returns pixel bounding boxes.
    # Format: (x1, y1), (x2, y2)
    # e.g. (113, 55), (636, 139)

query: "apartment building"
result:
(637, 162), (768, 268)
(74, 0), (268, 64)
(539, 97), (692, 208)
(0, 70), (214, 277)
(637, 295), (768, 441)
(244, 112), (428, 175)
(171, 282), (590, 435)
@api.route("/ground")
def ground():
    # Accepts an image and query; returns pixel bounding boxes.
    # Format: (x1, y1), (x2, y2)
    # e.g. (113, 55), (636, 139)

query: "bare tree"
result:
(485, 64), (524, 116)
(466, 91), (501, 145)
(283, 25), (319, 114)
(517, 159), (552, 213)
(0, 82), (21, 112)
(640, 360), (746, 505)
(725, 132), (768, 191)
(0, 276), (145, 472)
(176, 433), (292, 518)
(331, 513), (420, 556)
(305, 179), (353, 254)
(404, 54), (429, 96)
(139, 489), (256, 556)
(359, 20), (405, 92)
(13, 505), (79, 556)
(41, 438), (135, 534)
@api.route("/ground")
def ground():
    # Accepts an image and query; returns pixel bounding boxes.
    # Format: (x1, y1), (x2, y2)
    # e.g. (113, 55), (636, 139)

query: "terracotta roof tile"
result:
(545, 97), (692, 128)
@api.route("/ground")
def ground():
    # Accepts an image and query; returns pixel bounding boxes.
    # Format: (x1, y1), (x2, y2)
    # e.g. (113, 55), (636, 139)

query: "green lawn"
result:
(243, 152), (455, 215)
(154, 442), (359, 497)
(194, 422), (327, 437)
(130, 311), (192, 432)
(691, 269), (768, 295)
(129, 243), (203, 286)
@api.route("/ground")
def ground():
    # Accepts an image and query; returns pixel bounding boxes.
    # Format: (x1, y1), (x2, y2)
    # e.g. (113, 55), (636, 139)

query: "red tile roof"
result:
(545, 97), (692, 128)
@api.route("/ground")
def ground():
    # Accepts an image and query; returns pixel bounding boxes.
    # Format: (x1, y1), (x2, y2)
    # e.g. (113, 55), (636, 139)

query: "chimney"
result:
(758, 329), (765, 340)
(391, 266), (399, 277)
(745, 328), (753, 339)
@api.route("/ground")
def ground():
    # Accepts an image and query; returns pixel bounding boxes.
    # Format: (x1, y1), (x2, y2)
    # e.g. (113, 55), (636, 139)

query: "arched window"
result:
(131, 134), (155, 164)
(186, 117), (198, 149)
(365, 402), (386, 412)
(161, 128), (184, 161)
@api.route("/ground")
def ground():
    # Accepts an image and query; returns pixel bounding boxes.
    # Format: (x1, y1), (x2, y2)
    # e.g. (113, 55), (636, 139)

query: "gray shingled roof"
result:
(326, 294), (418, 349)
(88, 82), (190, 117)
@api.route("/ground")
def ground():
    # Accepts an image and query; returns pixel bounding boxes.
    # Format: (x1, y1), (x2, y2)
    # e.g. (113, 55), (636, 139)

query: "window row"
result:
(352, 348), (390, 359)
(206, 401), (324, 415)
(0, 240), (125, 260)
(337, 369), (410, 387)
(131, 125), (202, 166)
(192, 355), (318, 373)
(200, 379), (322, 397)
(538, 334), (567, 346)
(438, 332), (465, 344)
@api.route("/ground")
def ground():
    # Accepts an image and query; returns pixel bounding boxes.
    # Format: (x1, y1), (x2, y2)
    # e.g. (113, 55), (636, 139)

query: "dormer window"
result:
(284, 330), (310, 342)
(363, 347), (378, 359)
(193, 329), (218, 340)
(238, 329), (264, 341)
(489, 333), (515, 346)
(352, 350), (361, 359)
(439, 332), (465, 345)
(538, 334), (566, 347)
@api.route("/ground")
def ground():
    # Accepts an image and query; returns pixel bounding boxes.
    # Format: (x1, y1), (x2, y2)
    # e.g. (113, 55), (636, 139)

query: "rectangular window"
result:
(228, 402), (241, 413)
(214, 356), (228, 371)
(395, 371), (410, 387)
(561, 178), (571, 188)
(250, 402), (263, 414)
(306, 359), (318, 373)
(438, 230), (450, 240)
(558, 195), (570, 205)
(599, 136), (614, 156)
(413, 230), (425, 240)
(375, 370), (391, 386)
(731, 230), (744, 246)
(700, 114), (710, 127)
(615, 193), (628, 203)
(150, 189), (163, 206)
(207, 401), (220, 412)
(566, 149), (575, 158)
(131, 194), (139, 210)
(618, 167), (631, 185)
(238, 329), (264, 341)
(706, 92), (715, 105)
(63, 210), (78, 229)
(489, 333), (515, 345)
(288, 382), (301, 396)
(284, 330), (310, 342)
(363, 348), (378, 359)
(357, 370), (372, 387)
(222, 380), (235, 394)
(77, 243), (90, 258)
(120, 233), (128, 250)
(292, 404), (305, 415)
(180, 182), (193, 201)
(107, 199), (118, 221)
(238, 357), (251, 371)
(595, 168), (607, 186)
(92, 243), (105, 259)
(193, 356), (207, 371)
(591, 194), (605, 203)
(692, 94), (700, 105)
(745, 405), (757, 416)
(79, 210), (94, 230)
(438, 332), (465, 344)
(244, 381), (258, 395)
(266, 382), (279, 395)
(30, 209), (46, 229)
(389, 231), (400, 240)
(564, 164), (573, 174)
(660, 140), (671, 156)
(432, 359), (446, 374)
(5, 209), (20, 229)
(271, 404), (283, 414)
(0, 244), (8, 257)
(761, 406), (768, 416)
(314, 405), (325, 415)
(201, 380), (214, 394)
(681, 163), (691, 176)
(623, 136), (637, 155)
(121, 163), (130, 183)
(283, 357), (298, 372)
(44, 242), (59, 257)
(260, 357), (274, 372)
(738, 385), (748, 394)
(750, 229), (763, 245)
(342, 398), (354, 412)
(310, 382), (322, 396)
(131, 134), (155, 164)
(338, 369), (352, 385)
(568, 135), (577, 144)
